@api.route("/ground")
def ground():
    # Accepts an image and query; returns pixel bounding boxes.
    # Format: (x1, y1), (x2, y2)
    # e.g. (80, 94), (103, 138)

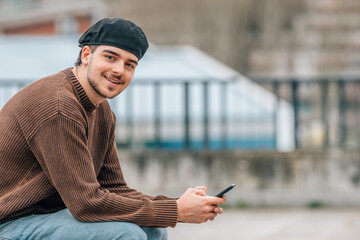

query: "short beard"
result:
(87, 75), (104, 97)
(86, 57), (109, 99)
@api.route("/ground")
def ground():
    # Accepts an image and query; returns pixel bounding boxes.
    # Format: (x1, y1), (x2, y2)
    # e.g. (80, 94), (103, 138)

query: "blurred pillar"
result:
(291, 80), (299, 149)
(321, 80), (329, 148)
(126, 88), (133, 148)
(221, 81), (228, 149)
(184, 82), (190, 149)
(154, 82), (161, 148)
(203, 81), (209, 149)
(338, 80), (346, 147)
(272, 81), (279, 150)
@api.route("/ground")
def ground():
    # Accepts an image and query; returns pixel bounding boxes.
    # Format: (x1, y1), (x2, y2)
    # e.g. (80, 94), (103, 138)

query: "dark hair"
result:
(75, 45), (99, 66)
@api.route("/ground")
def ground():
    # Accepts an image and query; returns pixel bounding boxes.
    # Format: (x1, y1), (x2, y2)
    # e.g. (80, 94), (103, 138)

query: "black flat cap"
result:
(78, 18), (149, 60)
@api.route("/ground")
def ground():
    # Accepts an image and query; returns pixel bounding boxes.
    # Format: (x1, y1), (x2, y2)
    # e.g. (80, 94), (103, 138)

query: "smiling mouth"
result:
(105, 76), (123, 85)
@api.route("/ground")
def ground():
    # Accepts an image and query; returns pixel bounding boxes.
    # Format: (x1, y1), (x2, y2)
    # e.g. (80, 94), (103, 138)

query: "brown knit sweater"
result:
(0, 68), (178, 227)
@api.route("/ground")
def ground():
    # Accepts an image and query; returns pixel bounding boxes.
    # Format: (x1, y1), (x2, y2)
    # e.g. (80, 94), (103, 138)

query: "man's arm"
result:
(96, 110), (178, 201)
(97, 117), (225, 223)
(29, 114), (178, 227)
(96, 131), (174, 201)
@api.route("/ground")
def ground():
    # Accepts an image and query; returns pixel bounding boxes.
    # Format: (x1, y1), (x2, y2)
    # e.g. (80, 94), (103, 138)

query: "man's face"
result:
(82, 45), (138, 101)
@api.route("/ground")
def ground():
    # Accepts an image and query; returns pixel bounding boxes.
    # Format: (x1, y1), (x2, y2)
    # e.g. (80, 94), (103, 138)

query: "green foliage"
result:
(306, 200), (325, 209)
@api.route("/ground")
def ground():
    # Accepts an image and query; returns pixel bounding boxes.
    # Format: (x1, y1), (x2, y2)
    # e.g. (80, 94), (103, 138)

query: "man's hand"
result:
(176, 187), (225, 223)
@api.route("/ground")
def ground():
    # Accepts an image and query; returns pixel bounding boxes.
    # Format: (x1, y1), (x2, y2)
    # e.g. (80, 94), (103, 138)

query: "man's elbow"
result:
(68, 204), (95, 222)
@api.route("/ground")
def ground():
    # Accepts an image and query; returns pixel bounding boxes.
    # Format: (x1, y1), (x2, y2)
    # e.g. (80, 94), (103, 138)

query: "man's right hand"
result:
(176, 187), (225, 223)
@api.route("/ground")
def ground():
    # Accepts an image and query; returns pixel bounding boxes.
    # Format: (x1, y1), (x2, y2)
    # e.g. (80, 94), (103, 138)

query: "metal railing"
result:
(252, 76), (360, 150)
(1, 77), (359, 151)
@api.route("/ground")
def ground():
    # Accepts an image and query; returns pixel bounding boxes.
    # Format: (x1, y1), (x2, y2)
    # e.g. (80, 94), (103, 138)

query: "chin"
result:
(105, 91), (123, 99)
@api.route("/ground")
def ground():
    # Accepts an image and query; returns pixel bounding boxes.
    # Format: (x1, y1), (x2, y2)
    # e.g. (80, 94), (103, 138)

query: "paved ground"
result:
(168, 208), (360, 240)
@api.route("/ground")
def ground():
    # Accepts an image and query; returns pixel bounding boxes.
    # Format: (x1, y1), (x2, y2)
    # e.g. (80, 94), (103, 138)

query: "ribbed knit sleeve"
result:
(29, 114), (177, 227)
(27, 110), (178, 228)
(97, 114), (175, 201)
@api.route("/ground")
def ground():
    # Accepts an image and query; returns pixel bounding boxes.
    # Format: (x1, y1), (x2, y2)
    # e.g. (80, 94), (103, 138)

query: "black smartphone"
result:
(215, 184), (235, 197)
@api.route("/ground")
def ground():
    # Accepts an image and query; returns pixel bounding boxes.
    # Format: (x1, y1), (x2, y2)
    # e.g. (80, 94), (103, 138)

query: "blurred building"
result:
(249, 0), (360, 149)
(249, 0), (360, 77)
(0, 0), (104, 35)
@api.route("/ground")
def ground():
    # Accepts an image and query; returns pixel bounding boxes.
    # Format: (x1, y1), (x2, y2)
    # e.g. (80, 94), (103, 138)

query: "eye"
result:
(126, 63), (135, 69)
(105, 55), (116, 61)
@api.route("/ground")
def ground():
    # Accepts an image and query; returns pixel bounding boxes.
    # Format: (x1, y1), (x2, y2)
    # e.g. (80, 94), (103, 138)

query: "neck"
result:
(72, 66), (104, 106)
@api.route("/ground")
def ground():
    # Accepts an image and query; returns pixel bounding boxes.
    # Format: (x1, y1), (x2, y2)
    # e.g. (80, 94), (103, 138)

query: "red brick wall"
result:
(76, 16), (91, 34)
(4, 21), (56, 35)
(3, 16), (91, 35)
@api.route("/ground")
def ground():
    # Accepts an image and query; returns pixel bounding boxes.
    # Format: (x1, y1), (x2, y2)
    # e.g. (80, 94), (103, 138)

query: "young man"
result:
(0, 18), (225, 239)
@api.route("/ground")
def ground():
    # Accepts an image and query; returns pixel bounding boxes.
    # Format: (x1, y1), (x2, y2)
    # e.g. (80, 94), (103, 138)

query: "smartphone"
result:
(215, 184), (235, 197)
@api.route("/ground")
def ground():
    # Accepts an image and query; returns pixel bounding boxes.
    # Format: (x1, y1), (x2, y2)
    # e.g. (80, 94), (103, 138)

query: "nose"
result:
(112, 62), (125, 77)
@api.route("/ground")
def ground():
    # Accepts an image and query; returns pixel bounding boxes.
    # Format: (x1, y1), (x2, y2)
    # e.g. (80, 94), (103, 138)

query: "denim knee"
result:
(119, 224), (147, 240)
(140, 226), (168, 240)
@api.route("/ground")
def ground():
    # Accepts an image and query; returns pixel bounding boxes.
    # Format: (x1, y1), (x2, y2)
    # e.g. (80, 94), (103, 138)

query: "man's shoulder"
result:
(25, 69), (77, 111)
(17, 69), (69, 100)
(0, 69), (82, 137)
(28, 69), (68, 91)
(1, 70), (67, 112)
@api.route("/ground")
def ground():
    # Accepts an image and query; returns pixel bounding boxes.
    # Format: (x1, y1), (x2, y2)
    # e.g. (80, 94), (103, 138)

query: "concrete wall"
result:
(119, 149), (360, 207)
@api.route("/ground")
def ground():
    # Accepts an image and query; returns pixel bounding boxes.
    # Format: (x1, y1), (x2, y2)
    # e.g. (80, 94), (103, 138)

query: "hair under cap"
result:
(78, 18), (149, 60)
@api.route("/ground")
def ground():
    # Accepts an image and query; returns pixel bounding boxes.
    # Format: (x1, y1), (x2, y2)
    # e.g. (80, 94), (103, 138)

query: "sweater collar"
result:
(63, 68), (97, 112)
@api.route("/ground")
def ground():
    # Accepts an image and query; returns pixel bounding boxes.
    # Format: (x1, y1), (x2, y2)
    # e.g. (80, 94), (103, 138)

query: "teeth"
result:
(106, 77), (120, 84)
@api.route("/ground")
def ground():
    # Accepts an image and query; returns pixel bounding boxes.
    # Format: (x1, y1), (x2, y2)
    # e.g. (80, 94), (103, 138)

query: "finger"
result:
(204, 205), (215, 213)
(208, 216), (216, 221)
(191, 188), (206, 197)
(212, 205), (223, 213)
(195, 189), (206, 196)
(195, 186), (207, 195)
(188, 187), (201, 194)
(206, 212), (217, 221)
(214, 207), (223, 214)
(206, 196), (225, 205)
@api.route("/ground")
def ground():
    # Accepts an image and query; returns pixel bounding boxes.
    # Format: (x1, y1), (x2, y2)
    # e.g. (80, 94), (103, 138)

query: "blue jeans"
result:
(0, 209), (167, 240)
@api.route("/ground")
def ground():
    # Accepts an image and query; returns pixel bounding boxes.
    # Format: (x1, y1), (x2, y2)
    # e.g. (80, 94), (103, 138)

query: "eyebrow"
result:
(102, 49), (138, 65)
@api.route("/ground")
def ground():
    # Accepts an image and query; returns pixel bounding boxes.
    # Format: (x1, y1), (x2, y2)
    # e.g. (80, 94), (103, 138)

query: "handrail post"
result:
(154, 82), (161, 149)
(220, 81), (228, 149)
(338, 80), (346, 148)
(272, 81), (279, 150)
(125, 88), (133, 148)
(203, 81), (209, 149)
(321, 80), (329, 148)
(184, 82), (190, 149)
(291, 80), (299, 149)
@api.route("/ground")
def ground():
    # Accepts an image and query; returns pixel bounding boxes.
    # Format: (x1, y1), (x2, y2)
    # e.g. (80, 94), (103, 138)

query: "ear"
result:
(81, 46), (92, 66)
